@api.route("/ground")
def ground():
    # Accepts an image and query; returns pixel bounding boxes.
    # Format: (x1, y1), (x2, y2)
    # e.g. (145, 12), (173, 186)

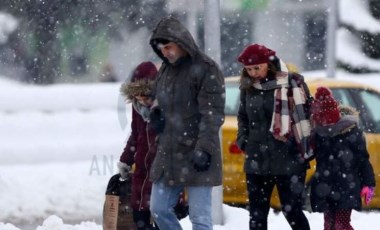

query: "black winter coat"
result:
(310, 115), (376, 212)
(237, 73), (311, 175)
(149, 17), (225, 186)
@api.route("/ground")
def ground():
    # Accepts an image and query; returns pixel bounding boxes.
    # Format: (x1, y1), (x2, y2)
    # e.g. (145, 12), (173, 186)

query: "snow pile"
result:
(336, 28), (380, 71)
(35, 216), (101, 230)
(339, 0), (380, 33)
(1, 205), (380, 230)
(0, 82), (122, 112)
(0, 77), (129, 165)
(0, 223), (20, 230)
(0, 215), (101, 230)
(337, 0), (380, 71)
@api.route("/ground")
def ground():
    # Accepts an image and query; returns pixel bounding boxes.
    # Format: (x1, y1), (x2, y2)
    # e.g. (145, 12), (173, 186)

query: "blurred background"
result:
(0, 0), (379, 85)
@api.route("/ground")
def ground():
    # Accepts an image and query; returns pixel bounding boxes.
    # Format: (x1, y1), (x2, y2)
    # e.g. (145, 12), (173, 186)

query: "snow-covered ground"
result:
(1, 72), (380, 230)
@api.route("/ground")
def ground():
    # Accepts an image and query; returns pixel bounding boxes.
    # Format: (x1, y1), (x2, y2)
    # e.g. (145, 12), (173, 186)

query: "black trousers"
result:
(246, 173), (310, 230)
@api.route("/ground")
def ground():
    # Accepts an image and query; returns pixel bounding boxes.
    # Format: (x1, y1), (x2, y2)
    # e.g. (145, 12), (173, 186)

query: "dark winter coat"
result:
(310, 107), (376, 212)
(237, 72), (312, 175)
(120, 107), (157, 211)
(149, 17), (225, 186)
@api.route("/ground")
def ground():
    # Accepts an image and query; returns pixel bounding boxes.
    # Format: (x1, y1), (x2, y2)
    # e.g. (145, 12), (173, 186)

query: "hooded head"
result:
(311, 86), (341, 126)
(237, 44), (276, 66)
(120, 62), (158, 102)
(150, 16), (199, 63)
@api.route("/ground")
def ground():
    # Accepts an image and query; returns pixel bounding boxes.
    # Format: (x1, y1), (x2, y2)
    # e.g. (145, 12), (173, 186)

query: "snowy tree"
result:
(338, 0), (380, 73)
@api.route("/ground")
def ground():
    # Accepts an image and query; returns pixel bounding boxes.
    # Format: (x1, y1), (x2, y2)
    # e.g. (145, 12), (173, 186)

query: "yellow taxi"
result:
(222, 76), (380, 209)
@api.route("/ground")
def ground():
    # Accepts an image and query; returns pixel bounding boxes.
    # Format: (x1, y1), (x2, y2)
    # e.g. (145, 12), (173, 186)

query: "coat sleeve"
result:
(194, 64), (225, 155)
(237, 89), (249, 151)
(120, 108), (138, 165)
(354, 128), (376, 187)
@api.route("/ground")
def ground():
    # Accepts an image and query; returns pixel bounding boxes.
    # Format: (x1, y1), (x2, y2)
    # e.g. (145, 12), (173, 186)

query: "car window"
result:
(331, 88), (369, 129)
(225, 82), (240, 115)
(356, 89), (380, 133)
(331, 89), (356, 107)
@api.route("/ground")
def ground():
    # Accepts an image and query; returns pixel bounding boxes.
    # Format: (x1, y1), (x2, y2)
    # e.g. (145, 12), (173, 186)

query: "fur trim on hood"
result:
(120, 79), (155, 102)
(340, 104), (359, 117)
(120, 61), (157, 103)
(314, 105), (359, 137)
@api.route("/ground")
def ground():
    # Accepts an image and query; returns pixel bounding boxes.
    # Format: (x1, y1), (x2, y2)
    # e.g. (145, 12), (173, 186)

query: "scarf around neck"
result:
(252, 67), (312, 160)
(132, 102), (151, 122)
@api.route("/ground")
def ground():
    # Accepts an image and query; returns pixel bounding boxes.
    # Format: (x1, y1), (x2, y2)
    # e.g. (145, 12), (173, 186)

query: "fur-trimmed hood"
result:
(314, 105), (359, 137)
(120, 79), (155, 102)
(120, 61), (157, 103)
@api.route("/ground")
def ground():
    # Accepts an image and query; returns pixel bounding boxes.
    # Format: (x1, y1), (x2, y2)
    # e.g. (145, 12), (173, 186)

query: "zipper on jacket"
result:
(161, 65), (177, 182)
(168, 68), (180, 182)
(138, 124), (151, 211)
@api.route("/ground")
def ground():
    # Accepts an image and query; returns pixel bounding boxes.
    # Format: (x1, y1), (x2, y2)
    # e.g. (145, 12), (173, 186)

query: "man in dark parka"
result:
(148, 16), (225, 230)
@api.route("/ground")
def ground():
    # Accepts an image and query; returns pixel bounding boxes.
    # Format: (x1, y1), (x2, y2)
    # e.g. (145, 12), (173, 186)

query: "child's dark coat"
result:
(310, 107), (376, 212)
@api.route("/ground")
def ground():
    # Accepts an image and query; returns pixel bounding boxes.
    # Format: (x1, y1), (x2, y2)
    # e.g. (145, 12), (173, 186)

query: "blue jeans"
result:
(150, 177), (213, 230)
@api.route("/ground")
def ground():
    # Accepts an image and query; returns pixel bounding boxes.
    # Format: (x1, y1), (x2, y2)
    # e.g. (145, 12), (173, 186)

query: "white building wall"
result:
(252, 0), (328, 71)
(252, 9), (306, 70)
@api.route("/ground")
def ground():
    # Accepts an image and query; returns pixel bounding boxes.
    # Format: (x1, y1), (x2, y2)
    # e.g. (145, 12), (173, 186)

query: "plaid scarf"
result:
(252, 71), (312, 160)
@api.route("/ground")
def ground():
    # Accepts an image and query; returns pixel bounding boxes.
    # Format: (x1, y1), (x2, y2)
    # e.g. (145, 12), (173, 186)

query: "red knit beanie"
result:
(131, 62), (158, 82)
(237, 44), (276, 65)
(312, 86), (341, 126)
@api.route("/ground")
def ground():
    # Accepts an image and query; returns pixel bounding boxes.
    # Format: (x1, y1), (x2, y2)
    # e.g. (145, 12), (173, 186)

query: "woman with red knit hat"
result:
(237, 44), (313, 230)
(118, 61), (160, 229)
(310, 86), (376, 230)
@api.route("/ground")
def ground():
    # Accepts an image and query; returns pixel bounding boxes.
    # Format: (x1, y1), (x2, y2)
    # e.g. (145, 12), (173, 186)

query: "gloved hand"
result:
(117, 162), (132, 179)
(149, 106), (165, 134)
(192, 150), (211, 172)
(361, 186), (375, 205)
(236, 138), (247, 152)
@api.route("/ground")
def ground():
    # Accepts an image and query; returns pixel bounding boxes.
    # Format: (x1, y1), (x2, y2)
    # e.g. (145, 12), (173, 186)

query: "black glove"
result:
(192, 150), (211, 172)
(149, 106), (165, 134)
(236, 137), (247, 152)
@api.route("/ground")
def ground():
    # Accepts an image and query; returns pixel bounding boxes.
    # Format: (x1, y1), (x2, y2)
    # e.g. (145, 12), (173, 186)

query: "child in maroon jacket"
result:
(119, 61), (159, 230)
(310, 86), (376, 230)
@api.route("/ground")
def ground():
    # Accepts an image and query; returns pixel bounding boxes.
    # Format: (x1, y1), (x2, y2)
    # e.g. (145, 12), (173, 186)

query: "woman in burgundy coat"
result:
(119, 61), (159, 230)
